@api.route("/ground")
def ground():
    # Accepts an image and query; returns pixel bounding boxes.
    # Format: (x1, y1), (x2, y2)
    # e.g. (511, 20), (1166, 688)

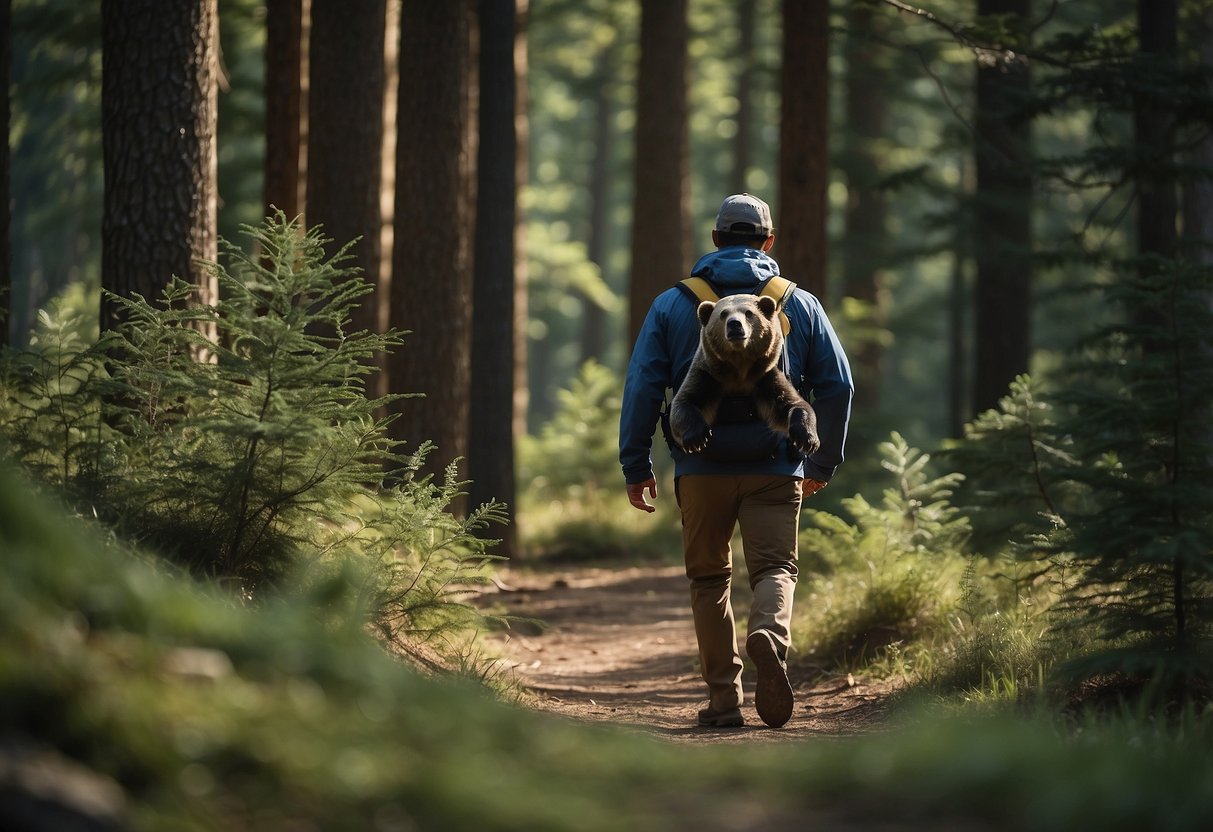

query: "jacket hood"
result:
(689, 247), (781, 290)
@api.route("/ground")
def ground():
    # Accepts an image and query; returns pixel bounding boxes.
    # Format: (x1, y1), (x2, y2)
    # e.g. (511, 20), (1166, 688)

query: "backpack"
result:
(660, 275), (804, 463)
(675, 275), (797, 336)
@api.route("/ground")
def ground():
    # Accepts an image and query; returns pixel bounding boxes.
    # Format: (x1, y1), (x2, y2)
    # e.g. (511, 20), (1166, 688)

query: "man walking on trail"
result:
(619, 193), (853, 729)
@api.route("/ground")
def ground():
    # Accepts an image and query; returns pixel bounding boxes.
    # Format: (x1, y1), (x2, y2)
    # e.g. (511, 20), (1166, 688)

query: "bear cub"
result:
(670, 293), (819, 458)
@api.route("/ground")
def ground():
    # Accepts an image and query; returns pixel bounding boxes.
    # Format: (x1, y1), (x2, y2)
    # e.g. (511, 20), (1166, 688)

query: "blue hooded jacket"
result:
(619, 246), (854, 485)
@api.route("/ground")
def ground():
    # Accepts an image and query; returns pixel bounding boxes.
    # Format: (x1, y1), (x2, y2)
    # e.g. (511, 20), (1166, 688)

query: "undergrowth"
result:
(519, 360), (682, 562)
(6, 459), (1213, 831)
(793, 433), (970, 679)
(0, 213), (507, 675)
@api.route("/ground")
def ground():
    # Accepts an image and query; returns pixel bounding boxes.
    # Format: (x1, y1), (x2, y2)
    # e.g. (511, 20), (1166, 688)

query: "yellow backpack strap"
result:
(759, 276), (796, 336)
(679, 276), (794, 335)
(679, 277), (720, 305)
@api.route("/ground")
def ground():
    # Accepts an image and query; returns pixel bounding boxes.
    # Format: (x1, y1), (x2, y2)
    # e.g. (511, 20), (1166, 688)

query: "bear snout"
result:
(725, 317), (748, 341)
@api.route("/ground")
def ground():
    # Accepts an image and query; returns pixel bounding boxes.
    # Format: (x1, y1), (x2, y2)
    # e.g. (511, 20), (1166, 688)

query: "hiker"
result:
(619, 193), (854, 728)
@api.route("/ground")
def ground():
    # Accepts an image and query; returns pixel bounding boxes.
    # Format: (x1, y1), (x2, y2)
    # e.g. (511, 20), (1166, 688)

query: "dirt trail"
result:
(480, 563), (894, 742)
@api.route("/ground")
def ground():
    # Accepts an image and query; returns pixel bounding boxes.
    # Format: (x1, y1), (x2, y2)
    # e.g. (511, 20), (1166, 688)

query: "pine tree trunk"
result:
(307, 0), (386, 337)
(263, 0), (304, 221)
(972, 0), (1032, 416)
(841, 1), (889, 412)
(1182, 2), (1213, 266)
(581, 49), (614, 365)
(0, 0), (10, 347)
(627, 0), (688, 348)
(777, 0), (830, 303)
(948, 217), (970, 438)
(100, 0), (218, 334)
(1134, 0), (1178, 331)
(469, 0), (521, 555)
(388, 1), (474, 487)
(730, 5), (755, 194)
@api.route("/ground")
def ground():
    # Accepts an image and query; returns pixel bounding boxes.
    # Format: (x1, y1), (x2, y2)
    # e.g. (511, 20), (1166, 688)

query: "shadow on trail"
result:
(482, 563), (894, 742)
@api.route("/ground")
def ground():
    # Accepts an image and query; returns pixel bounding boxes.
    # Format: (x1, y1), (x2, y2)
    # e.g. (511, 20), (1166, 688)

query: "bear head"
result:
(697, 293), (782, 369)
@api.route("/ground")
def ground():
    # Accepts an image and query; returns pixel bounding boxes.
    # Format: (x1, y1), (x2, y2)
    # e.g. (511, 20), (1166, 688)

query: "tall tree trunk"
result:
(1182, 4), (1213, 268)
(948, 205), (970, 439)
(264, 0), (304, 221)
(580, 39), (616, 365)
(841, 0), (889, 412)
(627, 0), (688, 348)
(0, 0), (10, 347)
(307, 0), (386, 337)
(100, 0), (218, 334)
(972, 0), (1032, 416)
(730, 3), (755, 194)
(469, 0), (521, 555)
(388, 1), (474, 485)
(511, 0), (529, 472)
(1134, 0), (1178, 323)
(777, 0), (830, 303)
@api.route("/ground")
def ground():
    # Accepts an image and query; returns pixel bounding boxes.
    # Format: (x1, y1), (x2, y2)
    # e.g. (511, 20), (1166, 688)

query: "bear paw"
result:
(679, 425), (713, 455)
(788, 411), (820, 456)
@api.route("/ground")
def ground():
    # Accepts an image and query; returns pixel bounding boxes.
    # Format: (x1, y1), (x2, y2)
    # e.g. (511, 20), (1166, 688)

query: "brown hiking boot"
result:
(697, 705), (744, 728)
(747, 630), (793, 728)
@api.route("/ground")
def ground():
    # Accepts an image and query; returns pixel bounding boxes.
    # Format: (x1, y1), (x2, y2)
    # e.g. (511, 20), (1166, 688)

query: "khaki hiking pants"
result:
(675, 474), (803, 712)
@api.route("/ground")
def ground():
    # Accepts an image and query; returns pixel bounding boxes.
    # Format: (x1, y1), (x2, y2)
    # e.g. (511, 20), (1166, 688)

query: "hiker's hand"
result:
(627, 478), (658, 513)
(804, 478), (827, 497)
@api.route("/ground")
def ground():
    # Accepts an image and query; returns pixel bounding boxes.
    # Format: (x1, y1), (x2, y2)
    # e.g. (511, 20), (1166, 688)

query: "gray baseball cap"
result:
(714, 193), (773, 235)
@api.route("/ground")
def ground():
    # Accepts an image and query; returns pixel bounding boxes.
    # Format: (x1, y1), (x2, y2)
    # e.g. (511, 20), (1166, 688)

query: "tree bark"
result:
(1134, 0), (1178, 309)
(626, 0), (688, 348)
(0, 0), (10, 347)
(307, 0), (386, 337)
(263, 0), (304, 221)
(469, 0), (522, 555)
(777, 0), (830, 303)
(388, 1), (474, 485)
(581, 38), (616, 366)
(731, 3), (755, 194)
(100, 0), (218, 334)
(841, 0), (889, 412)
(1182, 3), (1213, 268)
(972, 0), (1032, 416)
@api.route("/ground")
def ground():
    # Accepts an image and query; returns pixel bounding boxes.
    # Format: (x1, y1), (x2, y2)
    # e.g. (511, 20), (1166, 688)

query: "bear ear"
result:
(697, 301), (716, 327)
(756, 294), (779, 319)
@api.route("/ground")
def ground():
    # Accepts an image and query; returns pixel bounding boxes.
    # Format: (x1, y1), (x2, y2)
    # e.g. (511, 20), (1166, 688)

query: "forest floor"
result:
(478, 563), (897, 743)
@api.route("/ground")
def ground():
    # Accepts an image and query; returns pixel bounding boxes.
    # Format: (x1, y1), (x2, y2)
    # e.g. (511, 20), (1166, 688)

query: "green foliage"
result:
(0, 302), (107, 489)
(11, 461), (1213, 831)
(794, 433), (970, 673)
(337, 463), (507, 653)
(519, 360), (681, 560)
(946, 374), (1087, 557)
(0, 214), (507, 665)
(521, 359), (621, 496)
(924, 557), (1057, 702)
(1043, 259), (1213, 695)
(96, 215), (405, 584)
(939, 254), (1213, 701)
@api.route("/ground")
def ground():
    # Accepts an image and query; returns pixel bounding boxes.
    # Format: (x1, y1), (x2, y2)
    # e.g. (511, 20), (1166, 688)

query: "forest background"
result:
(4, 0), (1213, 828)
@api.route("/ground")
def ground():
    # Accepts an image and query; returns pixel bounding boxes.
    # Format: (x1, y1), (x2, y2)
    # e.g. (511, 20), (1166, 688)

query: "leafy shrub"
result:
(1042, 260), (1213, 697)
(794, 433), (970, 674)
(519, 360), (681, 560)
(0, 302), (108, 492)
(0, 214), (505, 661)
(946, 374), (1086, 557)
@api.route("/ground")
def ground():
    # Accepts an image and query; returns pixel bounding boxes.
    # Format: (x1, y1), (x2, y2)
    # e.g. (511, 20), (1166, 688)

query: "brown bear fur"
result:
(669, 293), (819, 457)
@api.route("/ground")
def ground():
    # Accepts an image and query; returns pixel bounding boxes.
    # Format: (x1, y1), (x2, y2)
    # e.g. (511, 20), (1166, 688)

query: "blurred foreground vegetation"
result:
(8, 462), (1213, 831)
